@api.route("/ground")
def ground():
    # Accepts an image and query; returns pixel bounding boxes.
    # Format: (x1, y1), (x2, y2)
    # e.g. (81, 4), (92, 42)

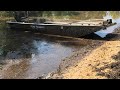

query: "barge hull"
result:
(7, 21), (114, 37)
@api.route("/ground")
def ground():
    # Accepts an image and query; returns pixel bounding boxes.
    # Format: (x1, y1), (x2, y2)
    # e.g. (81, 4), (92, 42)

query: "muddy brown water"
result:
(0, 27), (89, 79)
(0, 11), (120, 79)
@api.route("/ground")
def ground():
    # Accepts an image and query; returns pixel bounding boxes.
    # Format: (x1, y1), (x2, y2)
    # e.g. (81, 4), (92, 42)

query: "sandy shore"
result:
(49, 28), (120, 79)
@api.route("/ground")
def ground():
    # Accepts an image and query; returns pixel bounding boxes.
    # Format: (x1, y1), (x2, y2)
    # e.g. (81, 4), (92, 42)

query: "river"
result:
(0, 11), (120, 79)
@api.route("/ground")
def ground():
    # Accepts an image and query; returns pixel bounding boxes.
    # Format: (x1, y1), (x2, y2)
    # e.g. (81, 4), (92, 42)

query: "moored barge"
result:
(6, 19), (116, 37)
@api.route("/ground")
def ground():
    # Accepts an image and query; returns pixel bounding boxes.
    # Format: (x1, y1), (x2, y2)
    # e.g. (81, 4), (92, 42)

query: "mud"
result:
(48, 28), (120, 79)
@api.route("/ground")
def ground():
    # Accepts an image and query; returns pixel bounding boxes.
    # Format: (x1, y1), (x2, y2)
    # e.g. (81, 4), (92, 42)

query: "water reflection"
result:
(0, 24), (83, 78)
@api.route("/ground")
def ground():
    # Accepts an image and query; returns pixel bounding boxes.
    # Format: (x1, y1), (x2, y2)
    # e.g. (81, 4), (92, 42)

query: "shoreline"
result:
(45, 28), (120, 79)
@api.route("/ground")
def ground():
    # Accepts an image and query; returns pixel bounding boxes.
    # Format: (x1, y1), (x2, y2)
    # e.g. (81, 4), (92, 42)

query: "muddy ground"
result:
(44, 28), (120, 79)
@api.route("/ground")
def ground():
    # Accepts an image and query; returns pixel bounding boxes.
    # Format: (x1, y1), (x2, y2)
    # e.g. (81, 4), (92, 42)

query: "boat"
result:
(6, 18), (116, 37)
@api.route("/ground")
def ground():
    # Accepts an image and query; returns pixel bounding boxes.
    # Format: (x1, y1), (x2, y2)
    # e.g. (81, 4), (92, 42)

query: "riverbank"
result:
(47, 28), (120, 79)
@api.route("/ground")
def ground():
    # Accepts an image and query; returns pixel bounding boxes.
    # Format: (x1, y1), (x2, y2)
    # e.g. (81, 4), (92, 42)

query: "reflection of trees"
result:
(0, 25), (35, 60)
(0, 22), (8, 58)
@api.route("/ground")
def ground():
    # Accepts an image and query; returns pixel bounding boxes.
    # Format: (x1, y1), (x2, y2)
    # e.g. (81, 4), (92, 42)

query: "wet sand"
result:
(49, 28), (120, 79)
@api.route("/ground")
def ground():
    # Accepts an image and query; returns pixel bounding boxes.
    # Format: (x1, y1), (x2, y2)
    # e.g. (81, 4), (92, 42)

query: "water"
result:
(0, 27), (85, 78)
(0, 11), (120, 79)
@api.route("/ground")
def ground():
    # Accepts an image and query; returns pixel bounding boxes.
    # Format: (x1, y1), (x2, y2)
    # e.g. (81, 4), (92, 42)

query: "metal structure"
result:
(7, 19), (116, 37)
(7, 11), (116, 37)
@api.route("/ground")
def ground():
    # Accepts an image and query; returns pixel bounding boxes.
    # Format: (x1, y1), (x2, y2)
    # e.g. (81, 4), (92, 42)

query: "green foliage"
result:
(110, 11), (120, 19)
(0, 11), (119, 20)
(0, 11), (14, 17)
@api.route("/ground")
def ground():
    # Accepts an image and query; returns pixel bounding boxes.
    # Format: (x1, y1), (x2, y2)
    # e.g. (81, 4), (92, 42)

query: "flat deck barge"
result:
(6, 19), (116, 37)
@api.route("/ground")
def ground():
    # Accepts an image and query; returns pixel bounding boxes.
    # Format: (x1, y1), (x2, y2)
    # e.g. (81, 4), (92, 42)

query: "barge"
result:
(6, 19), (116, 37)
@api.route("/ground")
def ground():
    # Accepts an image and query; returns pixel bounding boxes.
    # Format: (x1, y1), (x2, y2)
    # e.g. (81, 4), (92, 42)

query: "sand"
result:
(50, 29), (120, 79)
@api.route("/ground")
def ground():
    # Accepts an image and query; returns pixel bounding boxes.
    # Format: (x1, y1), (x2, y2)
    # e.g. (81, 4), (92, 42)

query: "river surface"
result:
(0, 27), (86, 78)
(0, 11), (120, 79)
